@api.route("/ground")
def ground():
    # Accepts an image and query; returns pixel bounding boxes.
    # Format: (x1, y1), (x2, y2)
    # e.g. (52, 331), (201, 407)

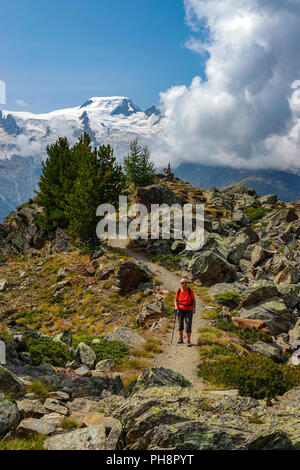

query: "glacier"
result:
(0, 97), (162, 220)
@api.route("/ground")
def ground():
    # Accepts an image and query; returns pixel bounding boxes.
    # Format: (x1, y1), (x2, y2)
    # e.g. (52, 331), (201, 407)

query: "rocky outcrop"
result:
(0, 396), (19, 435)
(116, 261), (152, 294)
(136, 298), (167, 327)
(75, 342), (96, 369)
(248, 341), (283, 362)
(134, 184), (183, 211)
(126, 368), (191, 396)
(44, 419), (122, 450)
(0, 365), (25, 397)
(104, 327), (146, 350)
(0, 200), (47, 258)
(239, 298), (294, 336)
(17, 418), (56, 436)
(241, 281), (280, 307)
(188, 251), (235, 286)
(100, 381), (300, 450)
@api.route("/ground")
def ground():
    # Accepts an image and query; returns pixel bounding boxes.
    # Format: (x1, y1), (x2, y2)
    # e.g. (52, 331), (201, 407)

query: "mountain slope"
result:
(174, 163), (300, 202)
(0, 97), (162, 220)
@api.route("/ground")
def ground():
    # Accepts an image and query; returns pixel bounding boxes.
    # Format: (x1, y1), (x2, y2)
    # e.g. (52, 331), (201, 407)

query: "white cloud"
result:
(153, 0), (300, 170)
(15, 99), (27, 107)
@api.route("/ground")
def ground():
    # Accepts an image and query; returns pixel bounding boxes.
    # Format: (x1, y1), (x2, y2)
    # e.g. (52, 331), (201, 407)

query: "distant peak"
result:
(110, 98), (141, 117)
(80, 99), (94, 108)
(145, 105), (161, 117)
(80, 96), (130, 108)
(79, 96), (142, 117)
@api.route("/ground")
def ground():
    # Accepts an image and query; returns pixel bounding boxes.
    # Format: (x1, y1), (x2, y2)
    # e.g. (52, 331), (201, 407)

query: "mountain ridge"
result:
(0, 96), (162, 220)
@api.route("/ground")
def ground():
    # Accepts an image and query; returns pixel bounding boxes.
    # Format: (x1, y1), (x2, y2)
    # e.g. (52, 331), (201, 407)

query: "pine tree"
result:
(36, 137), (73, 230)
(67, 138), (125, 244)
(139, 145), (156, 187)
(123, 139), (156, 188)
(36, 132), (126, 244)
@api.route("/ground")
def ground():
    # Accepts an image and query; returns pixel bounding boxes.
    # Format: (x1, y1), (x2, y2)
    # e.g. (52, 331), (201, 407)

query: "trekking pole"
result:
(171, 309), (178, 344)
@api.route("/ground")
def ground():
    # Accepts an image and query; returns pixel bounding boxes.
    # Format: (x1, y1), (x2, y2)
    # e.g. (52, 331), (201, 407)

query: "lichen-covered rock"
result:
(259, 194), (278, 207)
(146, 239), (172, 255)
(288, 319), (300, 343)
(116, 261), (152, 294)
(136, 298), (167, 327)
(239, 297), (294, 335)
(105, 385), (299, 450)
(251, 246), (273, 267)
(249, 341), (283, 362)
(0, 365), (25, 397)
(75, 342), (96, 369)
(0, 396), (19, 435)
(241, 281), (280, 307)
(16, 399), (47, 418)
(134, 184), (183, 211)
(278, 284), (300, 309)
(126, 368), (191, 396)
(227, 232), (252, 265)
(95, 359), (115, 372)
(44, 419), (122, 450)
(232, 210), (249, 227)
(53, 330), (72, 346)
(104, 327), (146, 350)
(17, 417), (55, 436)
(275, 265), (300, 285)
(188, 251), (235, 286)
(43, 398), (68, 416)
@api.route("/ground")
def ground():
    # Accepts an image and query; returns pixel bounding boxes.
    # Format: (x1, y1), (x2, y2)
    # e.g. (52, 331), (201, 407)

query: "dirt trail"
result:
(109, 241), (208, 391)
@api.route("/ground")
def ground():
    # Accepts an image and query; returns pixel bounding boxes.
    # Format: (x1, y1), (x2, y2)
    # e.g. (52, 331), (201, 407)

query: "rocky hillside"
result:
(175, 162), (300, 202)
(0, 176), (299, 450)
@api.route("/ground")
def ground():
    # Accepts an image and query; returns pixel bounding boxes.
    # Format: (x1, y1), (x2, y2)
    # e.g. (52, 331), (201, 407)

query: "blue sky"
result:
(1, 0), (203, 113)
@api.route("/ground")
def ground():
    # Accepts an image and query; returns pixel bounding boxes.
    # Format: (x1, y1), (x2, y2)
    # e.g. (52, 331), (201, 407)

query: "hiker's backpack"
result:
(176, 287), (194, 307)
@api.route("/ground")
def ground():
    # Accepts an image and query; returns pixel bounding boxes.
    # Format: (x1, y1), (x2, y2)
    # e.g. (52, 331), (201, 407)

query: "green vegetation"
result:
(244, 206), (272, 223)
(28, 380), (54, 398)
(201, 308), (221, 320)
(123, 139), (156, 188)
(151, 254), (182, 270)
(198, 353), (300, 399)
(199, 345), (232, 359)
(36, 133), (126, 243)
(25, 335), (71, 367)
(72, 334), (130, 364)
(60, 417), (78, 430)
(216, 318), (273, 345)
(0, 434), (46, 451)
(214, 292), (241, 310)
(67, 135), (126, 243)
(36, 136), (73, 230)
(198, 326), (245, 354)
(198, 400), (213, 412)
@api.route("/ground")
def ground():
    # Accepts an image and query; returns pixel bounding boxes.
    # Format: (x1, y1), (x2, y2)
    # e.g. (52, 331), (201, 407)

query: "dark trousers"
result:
(178, 309), (193, 333)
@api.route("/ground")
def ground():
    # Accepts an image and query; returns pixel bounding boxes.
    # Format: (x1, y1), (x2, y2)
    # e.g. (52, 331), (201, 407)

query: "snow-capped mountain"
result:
(0, 97), (162, 220)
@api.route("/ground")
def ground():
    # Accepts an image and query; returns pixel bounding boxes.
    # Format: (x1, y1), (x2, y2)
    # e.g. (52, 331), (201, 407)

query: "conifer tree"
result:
(123, 139), (156, 188)
(139, 145), (156, 187)
(36, 137), (72, 230)
(67, 137), (125, 244)
(36, 132), (126, 244)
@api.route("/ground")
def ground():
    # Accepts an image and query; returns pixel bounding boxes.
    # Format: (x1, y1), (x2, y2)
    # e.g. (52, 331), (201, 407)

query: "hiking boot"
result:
(177, 339), (183, 344)
(187, 341), (192, 347)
